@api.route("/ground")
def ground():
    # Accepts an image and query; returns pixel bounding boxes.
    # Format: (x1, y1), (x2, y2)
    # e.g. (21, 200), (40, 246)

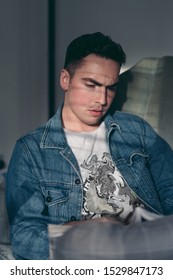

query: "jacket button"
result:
(70, 216), (77, 221)
(46, 196), (52, 203)
(75, 179), (80, 184)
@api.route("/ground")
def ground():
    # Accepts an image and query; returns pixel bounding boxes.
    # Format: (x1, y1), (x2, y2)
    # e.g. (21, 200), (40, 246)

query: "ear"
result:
(60, 69), (71, 91)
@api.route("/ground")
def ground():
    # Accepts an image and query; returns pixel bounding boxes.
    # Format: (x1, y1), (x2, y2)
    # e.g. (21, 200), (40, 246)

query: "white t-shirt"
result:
(65, 122), (143, 223)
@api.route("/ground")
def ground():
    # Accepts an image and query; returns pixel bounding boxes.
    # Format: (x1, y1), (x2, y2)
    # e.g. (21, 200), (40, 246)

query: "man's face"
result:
(60, 54), (120, 132)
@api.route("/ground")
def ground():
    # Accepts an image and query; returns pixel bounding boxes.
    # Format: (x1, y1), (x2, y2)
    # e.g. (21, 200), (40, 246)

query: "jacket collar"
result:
(40, 104), (67, 149)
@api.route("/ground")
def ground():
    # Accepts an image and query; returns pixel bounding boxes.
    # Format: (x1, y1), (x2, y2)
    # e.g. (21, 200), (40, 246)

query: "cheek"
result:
(70, 90), (91, 107)
(107, 95), (115, 106)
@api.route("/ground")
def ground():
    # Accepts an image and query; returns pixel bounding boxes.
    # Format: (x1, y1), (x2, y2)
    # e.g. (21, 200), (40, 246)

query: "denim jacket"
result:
(6, 106), (173, 259)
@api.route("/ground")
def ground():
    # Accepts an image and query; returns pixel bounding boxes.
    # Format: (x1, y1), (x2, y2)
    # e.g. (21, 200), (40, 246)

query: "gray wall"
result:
(1, 0), (173, 163)
(0, 0), (48, 163)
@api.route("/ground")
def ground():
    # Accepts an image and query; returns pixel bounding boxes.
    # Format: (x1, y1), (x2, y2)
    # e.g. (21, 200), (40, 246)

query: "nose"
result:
(95, 86), (107, 105)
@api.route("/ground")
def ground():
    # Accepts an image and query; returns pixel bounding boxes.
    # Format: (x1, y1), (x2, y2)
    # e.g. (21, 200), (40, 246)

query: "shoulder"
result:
(8, 122), (48, 168)
(112, 111), (145, 122)
(105, 111), (158, 141)
(110, 111), (151, 130)
(16, 123), (46, 146)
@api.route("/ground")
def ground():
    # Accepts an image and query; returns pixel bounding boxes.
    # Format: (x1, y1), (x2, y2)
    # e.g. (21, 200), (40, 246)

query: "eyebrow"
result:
(81, 78), (119, 89)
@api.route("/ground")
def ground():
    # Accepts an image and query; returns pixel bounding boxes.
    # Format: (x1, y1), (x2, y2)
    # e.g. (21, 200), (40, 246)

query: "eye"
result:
(107, 83), (119, 92)
(85, 83), (95, 88)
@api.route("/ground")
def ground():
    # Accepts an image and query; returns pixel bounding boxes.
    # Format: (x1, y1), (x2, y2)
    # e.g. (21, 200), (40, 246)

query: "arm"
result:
(142, 120), (173, 214)
(6, 140), (49, 259)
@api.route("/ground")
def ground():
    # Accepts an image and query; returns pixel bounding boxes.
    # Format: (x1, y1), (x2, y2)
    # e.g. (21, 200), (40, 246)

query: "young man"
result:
(6, 32), (173, 260)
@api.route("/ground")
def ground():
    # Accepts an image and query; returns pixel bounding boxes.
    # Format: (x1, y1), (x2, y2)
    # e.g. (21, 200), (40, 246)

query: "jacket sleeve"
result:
(141, 119), (173, 214)
(6, 139), (49, 260)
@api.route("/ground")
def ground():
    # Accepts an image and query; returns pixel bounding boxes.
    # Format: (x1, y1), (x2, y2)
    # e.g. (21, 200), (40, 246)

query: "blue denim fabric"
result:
(6, 105), (173, 259)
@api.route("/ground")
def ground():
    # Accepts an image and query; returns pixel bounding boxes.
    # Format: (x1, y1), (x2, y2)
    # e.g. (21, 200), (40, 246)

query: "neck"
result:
(62, 108), (100, 132)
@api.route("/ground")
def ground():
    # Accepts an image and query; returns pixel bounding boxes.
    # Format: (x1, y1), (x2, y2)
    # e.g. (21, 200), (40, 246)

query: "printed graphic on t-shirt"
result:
(64, 122), (143, 222)
(81, 152), (140, 221)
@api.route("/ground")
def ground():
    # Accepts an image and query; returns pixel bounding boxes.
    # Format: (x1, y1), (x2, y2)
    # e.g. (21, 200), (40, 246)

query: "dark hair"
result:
(64, 32), (126, 76)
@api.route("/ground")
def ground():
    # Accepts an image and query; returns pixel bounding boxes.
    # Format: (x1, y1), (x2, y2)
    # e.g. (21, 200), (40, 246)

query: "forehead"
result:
(74, 54), (120, 82)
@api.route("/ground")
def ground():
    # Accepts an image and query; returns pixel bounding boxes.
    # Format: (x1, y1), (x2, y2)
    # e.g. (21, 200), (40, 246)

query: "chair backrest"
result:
(114, 56), (173, 148)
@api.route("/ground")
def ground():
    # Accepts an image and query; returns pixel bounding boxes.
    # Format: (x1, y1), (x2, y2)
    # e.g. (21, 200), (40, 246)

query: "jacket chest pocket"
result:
(117, 151), (158, 198)
(40, 181), (70, 223)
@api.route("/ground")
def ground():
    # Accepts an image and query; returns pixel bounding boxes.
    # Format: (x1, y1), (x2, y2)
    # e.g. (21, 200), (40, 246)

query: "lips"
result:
(89, 109), (103, 117)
